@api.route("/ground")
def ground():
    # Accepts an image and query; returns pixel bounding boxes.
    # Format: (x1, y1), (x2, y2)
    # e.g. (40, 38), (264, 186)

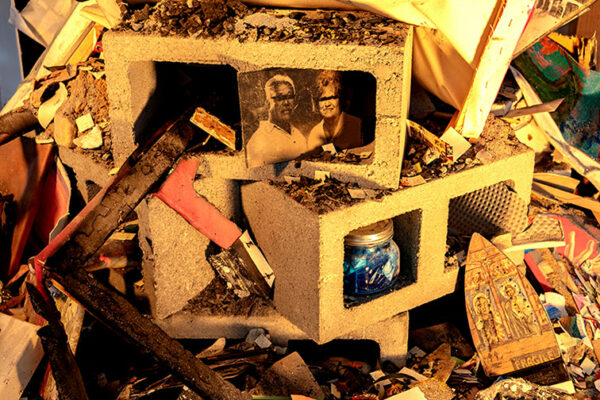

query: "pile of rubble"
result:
(3, 0), (600, 399)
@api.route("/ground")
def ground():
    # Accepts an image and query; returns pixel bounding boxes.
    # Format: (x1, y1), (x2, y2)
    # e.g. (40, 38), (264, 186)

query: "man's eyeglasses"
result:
(271, 95), (295, 102)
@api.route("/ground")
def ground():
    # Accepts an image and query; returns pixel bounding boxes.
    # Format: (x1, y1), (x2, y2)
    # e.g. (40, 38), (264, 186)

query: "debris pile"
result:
(118, 0), (409, 46)
(4, 0), (600, 399)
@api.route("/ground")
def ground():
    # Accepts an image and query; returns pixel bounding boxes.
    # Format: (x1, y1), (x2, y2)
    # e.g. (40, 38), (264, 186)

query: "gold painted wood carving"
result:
(465, 233), (561, 376)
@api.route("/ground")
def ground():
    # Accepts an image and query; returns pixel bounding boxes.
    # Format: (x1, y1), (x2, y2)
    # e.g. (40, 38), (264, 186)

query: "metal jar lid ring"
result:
(344, 219), (394, 247)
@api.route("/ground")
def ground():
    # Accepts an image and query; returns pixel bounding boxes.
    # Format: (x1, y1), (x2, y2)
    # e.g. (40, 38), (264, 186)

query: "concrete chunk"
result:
(137, 177), (241, 319)
(249, 352), (324, 398)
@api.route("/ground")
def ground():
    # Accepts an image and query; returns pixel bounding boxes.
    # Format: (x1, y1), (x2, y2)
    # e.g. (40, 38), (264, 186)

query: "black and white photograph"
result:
(238, 68), (376, 168)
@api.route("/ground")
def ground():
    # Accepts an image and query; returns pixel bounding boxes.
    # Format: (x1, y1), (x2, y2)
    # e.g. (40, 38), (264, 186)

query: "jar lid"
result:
(345, 219), (394, 247)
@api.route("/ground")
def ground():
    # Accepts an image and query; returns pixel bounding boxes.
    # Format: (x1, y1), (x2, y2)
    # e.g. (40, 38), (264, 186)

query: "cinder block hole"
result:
(287, 339), (380, 368)
(343, 209), (421, 308)
(129, 61), (241, 149)
(445, 180), (517, 270)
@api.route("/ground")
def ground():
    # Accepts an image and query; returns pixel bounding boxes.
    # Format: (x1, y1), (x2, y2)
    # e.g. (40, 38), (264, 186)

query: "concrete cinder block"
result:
(241, 149), (534, 343)
(137, 177), (241, 319)
(155, 306), (409, 367)
(104, 19), (412, 189)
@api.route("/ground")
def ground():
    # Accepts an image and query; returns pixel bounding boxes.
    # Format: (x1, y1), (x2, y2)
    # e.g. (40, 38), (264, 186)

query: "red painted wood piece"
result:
(154, 158), (242, 249)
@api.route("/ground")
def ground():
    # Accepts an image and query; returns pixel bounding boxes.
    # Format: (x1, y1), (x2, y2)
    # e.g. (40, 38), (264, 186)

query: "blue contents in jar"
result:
(343, 239), (400, 295)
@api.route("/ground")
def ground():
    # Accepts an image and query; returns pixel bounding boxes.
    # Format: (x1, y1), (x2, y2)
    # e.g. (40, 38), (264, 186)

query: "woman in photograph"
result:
(307, 70), (363, 151)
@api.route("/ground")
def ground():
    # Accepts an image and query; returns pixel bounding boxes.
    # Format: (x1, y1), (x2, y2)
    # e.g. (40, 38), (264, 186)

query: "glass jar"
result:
(343, 219), (401, 296)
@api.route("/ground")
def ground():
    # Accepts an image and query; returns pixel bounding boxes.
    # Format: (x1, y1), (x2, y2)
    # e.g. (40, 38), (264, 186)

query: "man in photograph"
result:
(307, 71), (363, 151)
(246, 74), (307, 168)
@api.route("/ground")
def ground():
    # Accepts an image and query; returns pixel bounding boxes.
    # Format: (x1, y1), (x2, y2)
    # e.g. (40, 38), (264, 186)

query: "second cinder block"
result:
(241, 149), (534, 343)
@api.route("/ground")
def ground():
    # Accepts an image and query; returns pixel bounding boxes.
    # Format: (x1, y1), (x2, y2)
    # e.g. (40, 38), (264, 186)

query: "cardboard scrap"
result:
(75, 113), (94, 133)
(0, 313), (44, 400)
(73, 125), (103, 149)
(400, 175), (427, 187)
(38, 83), (68, 128)
(321, 142), (337, 154)
(440, 127), (471, 161)
(347, 188), (367, 199)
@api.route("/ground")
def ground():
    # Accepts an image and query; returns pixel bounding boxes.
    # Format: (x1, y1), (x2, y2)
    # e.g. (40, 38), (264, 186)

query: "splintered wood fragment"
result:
(465, 233), (561, 376)
(533, 172), (579, 193)
(190, 107), (236, 150)
(504, 98), (563, 118)
(533, 182), (600, 213)
(407, 120), (450, 157)
(26, 283), (89, 400)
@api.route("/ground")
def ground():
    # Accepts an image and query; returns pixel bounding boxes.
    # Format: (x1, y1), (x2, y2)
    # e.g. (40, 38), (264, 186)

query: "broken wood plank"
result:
(49, 267), (252, 400)
(43, 117), (194, 271)
(454, 0), (536, 138)
(33, 113), (251, 399)
(27, 283), (89, 400)
(533, 172), (579, 193)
